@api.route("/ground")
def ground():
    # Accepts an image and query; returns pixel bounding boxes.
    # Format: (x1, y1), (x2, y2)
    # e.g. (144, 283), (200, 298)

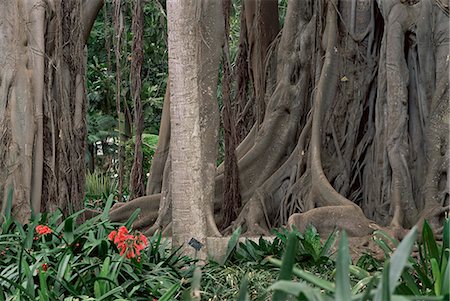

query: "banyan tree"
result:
(0, 0), (448, 244)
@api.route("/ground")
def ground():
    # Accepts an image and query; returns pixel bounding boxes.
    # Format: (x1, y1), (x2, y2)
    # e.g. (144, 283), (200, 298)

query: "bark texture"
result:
(2, 0), (447, 242)
(167, 0), (224, 257)
(110, 0), (448, 239)
(0, 0), (103, 223)
(129, 0), (145, 199)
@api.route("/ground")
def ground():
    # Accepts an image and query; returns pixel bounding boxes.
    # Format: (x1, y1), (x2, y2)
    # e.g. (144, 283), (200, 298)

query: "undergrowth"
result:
(0, 192), (448, 300)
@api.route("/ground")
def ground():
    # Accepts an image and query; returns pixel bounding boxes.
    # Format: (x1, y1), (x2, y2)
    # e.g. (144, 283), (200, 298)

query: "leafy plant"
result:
(85, 171), (118, 206)
(0, 203), (191, 300)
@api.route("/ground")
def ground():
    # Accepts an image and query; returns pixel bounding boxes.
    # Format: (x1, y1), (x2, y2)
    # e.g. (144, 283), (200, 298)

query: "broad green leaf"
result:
(374, 227), (417, 301)
(38, 270), (49, 301)
(431, 258), (441, 295)
(422, 221), (439, 262)
(335, 232), (351, 301)
(441, 253), (449, 296)
(441, 219), (449, 267)
(351, 275), (377, 295)
(57, 254), (72, 282)
(124, 209), (141, 229)
(0, 275), (34, 300)
(159, 282), (181, 301)
(97, 286), (123, 300)
(268, 258), (335, 292)
(64, 217), (75, 244)
(319, 229), (338, 258)
(221, 226), (242, 265)
(400, 270), (421, 296)
(349, 265), (370, 280)
(101, 194), (116, 220)
(272, 231), (298, 301)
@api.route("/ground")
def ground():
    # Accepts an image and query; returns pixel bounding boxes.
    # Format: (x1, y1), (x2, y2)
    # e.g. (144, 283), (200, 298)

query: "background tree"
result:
(0, 0), (103, 223)
(109, 0), (449, 238)
(1, 0), (448, 241)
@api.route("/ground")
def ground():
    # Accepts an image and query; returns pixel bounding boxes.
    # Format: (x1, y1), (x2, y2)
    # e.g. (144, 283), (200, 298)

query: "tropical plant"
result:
(0, 194), (193, 300)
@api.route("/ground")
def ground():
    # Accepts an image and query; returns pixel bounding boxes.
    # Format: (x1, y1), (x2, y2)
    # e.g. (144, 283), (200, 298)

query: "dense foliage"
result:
(86, 0), (167, 190)
(1, 192), (448, 300)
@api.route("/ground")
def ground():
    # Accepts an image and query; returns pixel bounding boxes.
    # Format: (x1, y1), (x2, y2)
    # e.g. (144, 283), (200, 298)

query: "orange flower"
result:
(36, 225), (52, 235)
(108, 226), (148, 261)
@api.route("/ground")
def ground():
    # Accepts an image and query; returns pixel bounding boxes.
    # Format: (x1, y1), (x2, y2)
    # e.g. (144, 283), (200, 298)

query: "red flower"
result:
(108, 230), (117, 241)
(108, 226), (148, 261)
(42, 263), (48, 272)
(36, 225), (52, 235)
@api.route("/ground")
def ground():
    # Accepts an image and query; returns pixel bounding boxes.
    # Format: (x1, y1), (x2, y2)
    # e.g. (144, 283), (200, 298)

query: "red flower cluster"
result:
(108, 226), (148, 260)
(42, 263), (48, 272)
(36, 225), (52, 235)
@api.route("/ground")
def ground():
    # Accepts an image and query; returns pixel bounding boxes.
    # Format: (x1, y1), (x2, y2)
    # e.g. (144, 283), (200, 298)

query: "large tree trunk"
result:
(110, 0), (449, 238)
(167, 0), (224, 257)
(0, 0), (102, 223)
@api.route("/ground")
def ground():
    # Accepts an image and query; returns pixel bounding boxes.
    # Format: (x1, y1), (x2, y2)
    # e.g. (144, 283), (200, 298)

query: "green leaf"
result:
(319, 228), (338, 258)
(236, 274), (250, 301)
(441, 253), (449, 296)
(159, 282), (181, 301)
(351, 275), (377, 295)
(400, 270), (421, 296)
(349, 265), (370, 280)
(380, 262), (391, 301)
(0, 275), (34, 301)
(0, 283), (4, 301)
(95, 256), (112, 297)
(335, 232), (351, 301)
(38, 270), (49, 301)
(269, 281), (332, 300)
(97, 286), (123, 300)
(374, 227), (417, 301)
(441, 219), (449, 266)
(22, 261), (35, 299)
(272, 231), (298, 301)
(422, 220), (439, 262)
(64, 217), (75, 244)
(124, 209), (141, 229)
(101, 194), (115, 220)
(221, 226), (242, 265)
(24, 218), (39, 249)
(268, 258), (335, 292)
(57, 254), (72, 282)
(431, 258), (441, 295)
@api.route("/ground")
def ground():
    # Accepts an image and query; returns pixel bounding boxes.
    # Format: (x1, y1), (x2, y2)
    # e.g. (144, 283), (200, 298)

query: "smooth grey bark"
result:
(168, 0), (224, 257)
